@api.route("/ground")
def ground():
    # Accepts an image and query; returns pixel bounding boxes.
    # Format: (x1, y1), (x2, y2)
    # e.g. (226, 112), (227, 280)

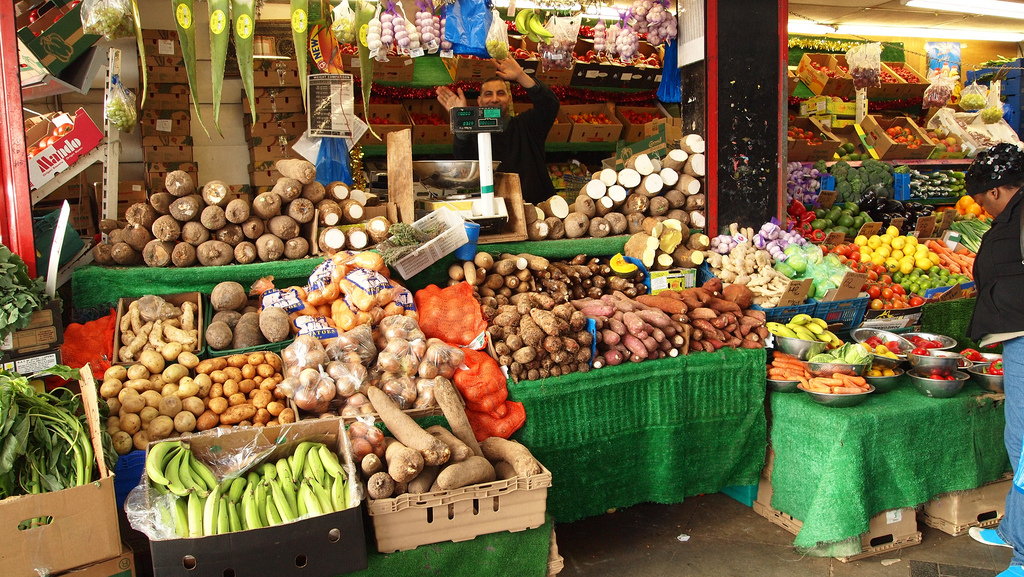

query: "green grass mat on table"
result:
(769, 381), (1008, 554)
(921, 297), (1003, 354)
(71, 259), (326, 309)
(349, 517), (553, 577)
(509, 347), (767, 523)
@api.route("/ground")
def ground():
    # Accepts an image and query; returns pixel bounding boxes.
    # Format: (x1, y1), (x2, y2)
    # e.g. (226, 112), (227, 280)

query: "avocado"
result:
(843, 202), (860, 214)
(837, 214), (855, 228)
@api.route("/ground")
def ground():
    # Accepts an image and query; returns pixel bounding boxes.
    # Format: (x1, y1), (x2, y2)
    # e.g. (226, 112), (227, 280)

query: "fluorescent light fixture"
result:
(835, 24), (1024, 42)
(902, 0), (1024, 19)
(788, 20), (837, 35)
(491, 0), (622, 19)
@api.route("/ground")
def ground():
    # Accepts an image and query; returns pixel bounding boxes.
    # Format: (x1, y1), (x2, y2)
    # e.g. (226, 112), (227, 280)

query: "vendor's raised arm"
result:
(436, 85), (468, 112)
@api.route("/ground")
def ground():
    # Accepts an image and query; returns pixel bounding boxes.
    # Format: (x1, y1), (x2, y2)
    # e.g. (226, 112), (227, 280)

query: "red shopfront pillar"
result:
(0, 3), (34, 277)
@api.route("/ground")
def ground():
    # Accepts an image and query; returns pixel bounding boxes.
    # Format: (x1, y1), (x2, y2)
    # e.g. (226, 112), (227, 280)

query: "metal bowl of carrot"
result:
(799, 384), (875, 408)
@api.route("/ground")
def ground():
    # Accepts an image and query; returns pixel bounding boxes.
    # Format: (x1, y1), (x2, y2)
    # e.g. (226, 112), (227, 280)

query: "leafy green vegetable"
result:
(0, 244), (49, 343)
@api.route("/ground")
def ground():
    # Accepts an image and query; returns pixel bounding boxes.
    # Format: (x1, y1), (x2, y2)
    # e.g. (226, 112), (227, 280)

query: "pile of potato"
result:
(102, 351), (294, 455)
(205, 281), (292, 352)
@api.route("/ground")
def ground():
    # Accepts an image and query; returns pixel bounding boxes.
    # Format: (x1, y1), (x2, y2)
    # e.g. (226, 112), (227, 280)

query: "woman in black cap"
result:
(963, 142), (1024, 576)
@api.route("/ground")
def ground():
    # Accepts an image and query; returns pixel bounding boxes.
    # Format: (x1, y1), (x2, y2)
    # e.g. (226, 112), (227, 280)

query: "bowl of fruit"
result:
(908, 349), (962, 377)
(850, 328), (913, 369)
(905, 332), (957, 351)
(864, 366), (904, 393)
(908, 369), (969, 398)
(967, 359), (1004, 393)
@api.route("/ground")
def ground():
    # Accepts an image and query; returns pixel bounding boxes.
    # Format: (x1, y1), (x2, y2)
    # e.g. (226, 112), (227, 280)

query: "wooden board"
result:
(478, 173), (528, 244)
(386, 129), (415, 225)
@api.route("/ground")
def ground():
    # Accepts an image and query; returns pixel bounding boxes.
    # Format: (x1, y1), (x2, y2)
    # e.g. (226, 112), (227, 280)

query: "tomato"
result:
(835, 245), (849, 257)
(867, 270), (878, 282)
(867, 286), (881, 299)
(909, 295), (925, 307)
(881, 275), (893, 285)
(26, 146), (41, 159)
(881, 287), (894, 300)
(52, 124), (72, 138)
(892, 284), (906, 296)
(912, 347), (930, 356)
(848, 250), (861, 262)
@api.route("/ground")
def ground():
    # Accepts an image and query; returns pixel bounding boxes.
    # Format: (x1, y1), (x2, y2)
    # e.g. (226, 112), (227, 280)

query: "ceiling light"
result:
(902, 0), (1024, 19)
(788, 21), (837, 35)
(835, 24), (1024, 42)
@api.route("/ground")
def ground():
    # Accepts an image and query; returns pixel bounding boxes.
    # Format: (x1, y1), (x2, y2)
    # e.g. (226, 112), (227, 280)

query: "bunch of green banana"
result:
(148, 440), (351, 538)
(514, 9), (553, 43)
(765, 314), (842, 348)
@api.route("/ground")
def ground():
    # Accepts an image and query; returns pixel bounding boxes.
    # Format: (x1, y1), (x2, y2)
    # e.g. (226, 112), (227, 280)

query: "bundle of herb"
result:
(378, 221), (447, 266)
(0, 244), (49, 342)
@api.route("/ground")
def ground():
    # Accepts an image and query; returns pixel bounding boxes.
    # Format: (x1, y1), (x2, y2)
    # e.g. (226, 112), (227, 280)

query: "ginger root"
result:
(180, 301), (196, 332)
(120, 321), (153, 361)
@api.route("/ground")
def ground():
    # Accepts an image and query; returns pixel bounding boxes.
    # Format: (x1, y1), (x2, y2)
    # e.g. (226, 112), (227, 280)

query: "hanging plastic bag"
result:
(81, 0), (135, 39)
(657, 38), (681, 103)
(959, 82), (988, 111)
(315, 137), (353, 186)
(541, 14), (579, 71)
(921, 71), (955, 109)
(104, 75), (138, 132)
(442, 0), (491, 59)
(484, 8), (509, 59)
(982, 79), (1005, 124)
(331, 0), (357, 44)
(846, 42), (881, 90)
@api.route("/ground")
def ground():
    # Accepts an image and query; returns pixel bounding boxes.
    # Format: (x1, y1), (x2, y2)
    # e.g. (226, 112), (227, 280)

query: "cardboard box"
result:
(144, 83), (191, 111)
(141, 30), (182, 59)
(755, 477), (921, 562)
(17, 0), (100, 78)
(563, 103), (623, 143)
(799, 95), (856, 118)
(616, 106), (670, 142)
(375, 56), (416, 83)
(368, 463), (551, 553)
(249, 133), (302, 163)
(788, 68), (799, 96)
(648, 268), (697, 294)
(443, 56), (498, 82)
(249, 169), (279, 188)
(885, 61), (928, 99)
(56, 543), (134, 577)
(920, 477), (1011, 536)
(253, 59), (302, 87)
(25, 108), (103, 190)
(144, 59), (189, 84)
(828, 124), (877, 161)
(244, 112), (308, 138)
(514, 104), (570, 143)
(786, 116), (841, 162)
(1, 299), (63, 356)
(144, 145), (194, 164)
(244, 88), (306, 114)
(797, 54), (853, 98)
(860, 115), (937, 160)
(402, 100), (451, 145)
(140, 110), (191, 137)
(112, 292), (203, 367)
(148, 418), (367, 577)
(356, 104), (412, 147)
(118, 181), (149, 204)
(0, 367), (121, 576)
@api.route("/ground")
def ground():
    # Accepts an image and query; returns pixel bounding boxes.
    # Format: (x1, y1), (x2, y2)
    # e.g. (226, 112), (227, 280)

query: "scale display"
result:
(450, 107), (506, 134)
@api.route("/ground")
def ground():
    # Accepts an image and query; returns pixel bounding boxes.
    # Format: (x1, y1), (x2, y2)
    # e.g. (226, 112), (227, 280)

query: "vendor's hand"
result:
(495, 57), (534, 88)
(436, 86), (467, 112)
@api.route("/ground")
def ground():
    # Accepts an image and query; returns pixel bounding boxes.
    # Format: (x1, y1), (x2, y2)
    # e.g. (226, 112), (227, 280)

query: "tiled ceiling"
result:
(789, 0), (1024, 34)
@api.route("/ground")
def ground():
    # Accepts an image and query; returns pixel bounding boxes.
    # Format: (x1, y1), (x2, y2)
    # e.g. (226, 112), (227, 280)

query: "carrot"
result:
(831, 386), (866, 394)
(811, 377), (845, 387)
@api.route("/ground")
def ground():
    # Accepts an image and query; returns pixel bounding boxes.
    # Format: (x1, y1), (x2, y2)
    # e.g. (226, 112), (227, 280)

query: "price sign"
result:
(777, 279), (813, 307)
(307, 73), (355, 138)
(938, 208), (957, 232)
(817, 189), (837, 209)
(932, 284), (962, 302)
(916, 215), (936, 239)
(890, 217), (905, 232)
(823, 231), (846, 246)
(824, 271), (868, 302)
(857, 222), (883, 238)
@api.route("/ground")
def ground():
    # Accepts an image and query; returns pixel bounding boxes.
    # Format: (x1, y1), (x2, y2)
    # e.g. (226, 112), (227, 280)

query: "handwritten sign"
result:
(858, 222), (883, 238)
(938, 208), (957, 233)
(823, 271), (868, 302)
(777, 279), (813, 307)
(817, 189), (836, 209)
(823, 231), (846, 246)
(916, 215), (936, 240)
(890, 217), (905, 232)
(931, 283), (962, 303)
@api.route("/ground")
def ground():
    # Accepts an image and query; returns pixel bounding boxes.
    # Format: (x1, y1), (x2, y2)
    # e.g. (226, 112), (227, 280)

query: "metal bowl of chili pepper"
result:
(968, 360), (1004, 393)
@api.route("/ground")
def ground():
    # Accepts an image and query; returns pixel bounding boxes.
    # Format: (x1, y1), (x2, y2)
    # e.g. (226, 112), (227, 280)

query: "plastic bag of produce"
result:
(484, 8), (509, 59)
(104, 75), (137, 133)
(846, 42), (882, 90)
(959, 82), (988, 111)
(315, 137), (353, 186)
(541, 14), (580, 71)
(325, 323), (378, 365)
(922, 71), (956, 109)
(330, 0), (357, 44)
(982, 79), (1005, 124)
(81, 0), (135, 39)
(442, 0), (491, 59)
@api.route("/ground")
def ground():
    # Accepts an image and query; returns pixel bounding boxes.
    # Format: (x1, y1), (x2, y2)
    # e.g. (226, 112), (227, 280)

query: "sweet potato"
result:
(635, 294), (687, 315)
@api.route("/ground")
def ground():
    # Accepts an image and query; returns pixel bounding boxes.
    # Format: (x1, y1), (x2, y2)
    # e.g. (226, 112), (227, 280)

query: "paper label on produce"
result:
(305, 259), (337, 293)
(156, 119), (172, 132)
(777, 279), (812, 307)
(261, 288), (307, 313)
(344, 268), (393, 297)
(857, 222), (882, 238)
(369, 48), (379, 59)
(890, 217), (905, 231)
(294, 315), (339, 340)
(5, 352), (59, 375)
(933, 284), (962, 302)
(831, 271), (868, 301)
(733, 234), (748, 244)
(393, 285), (417, 313)
(409, 48), (424, 58)
(885, 510), (902, 524)
(440, 50), (453, 58)
(467, 329), (487, 350)
(816, 189), (836, 208)
(823, 232), (846, 246)
(939, 208), (957, 232)
(158, 39), (175, 55)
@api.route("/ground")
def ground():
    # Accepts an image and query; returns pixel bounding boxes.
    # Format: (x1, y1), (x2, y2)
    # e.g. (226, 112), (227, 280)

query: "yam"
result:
(563, 213), (590, 239)
(480, 437), (541, 477)
(169, 194), (203, 222)
(211, 281), (247, 311)
(224, 199), (250, 224)
(232, 312), (265, 349)
(301, 181), (326, 203)
(544, 216), (565, 240)
(432, 377), (483, 456)
(317, 200), (343, 226)
(252, 192), (282, 220)
(345, 227), (368, 250)
(200, 205), (227, 230)
(684, 153), (706, 177)
(212, 310), (242, 328)
(605, 212), (628, 235)
(680, 133), (706, 154)
(196, 240), (235, 266)
(625, 153), (654, 176)
(171, 242), (197, 267)
(111, 242), (141, 265)
(286, 198), (315, 224)
(426, 425), (473, 463)
(623, 193), (649, 215)
(123, 225), (153, 252)
(662, 148), (689, 171)
(283, 237), (309, 260)
(259, 306), (291, 342)
(241, 216), (264, 240)
(275, 158), (317, 184)
(338, 199), (364, 224)
(677, 174), (701, 196)
(201, 180), (231, 207)
(660, 167), (679, 188)
(607, 184), (628, 206)
(527, 220), (549, 241)
(92, 243), (114, 265)
(126, 203), (157, 229)
(538, 195), (569, 219)
(624, 232), (658, 268)
(573, 196), (596, 219)
(596, 168), (618, 186)
(234, 241), (258, 264)
(385, 437), (424, 483)
(318, 227), (347, 255)
(434, 456), (495, 490)
(164, 170), (194, 197)
(588, 216), (611, 238)
(326, 181), (349, 201)
(617, 168), (641, 189)
(366, 472), (395, 500)
(523, 203), (540, 224)
(214, 224), (244, 247)
(205, 321), (234, 351)
(142, 240), (175, 267)
(664, 188), (687, 209)
(271, 177), (302, 202)
(689, 211), (707, 230)
(583, 179), (607, 200)
(267, 215), (300, 240)
(348, 189), (368, 206)
(595, 196), (615, 217)
(152, 215), (182, 242)
(181, 221), (210, 246)
(99, 219), (120, 234)
(648, 195), (670, 217)
(365, 216), (391, 244)
(366, 387), (450, 466)
(407, 465), (440, 494)
(685, 193), (706, 211)
(149, 192), (174, 215)
(638, 173), (663, 196)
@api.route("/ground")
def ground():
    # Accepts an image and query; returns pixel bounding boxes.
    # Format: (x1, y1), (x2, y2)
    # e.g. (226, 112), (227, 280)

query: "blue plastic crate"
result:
(721, 483), (758, 508)
(819, 174), (836, 192)
(811, 296), (869, 331)
(751, 301), (817, 325)
(696, 261), (715, 286)
(894, 173), (911, 201)
(114, 449), (146, 510)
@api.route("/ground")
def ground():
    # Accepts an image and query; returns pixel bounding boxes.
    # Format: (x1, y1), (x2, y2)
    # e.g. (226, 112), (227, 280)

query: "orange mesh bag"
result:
(414, 282), (487, 348)
(466, 401), (526, 441)
(62, 310), (117, 380)
(453, 348), (508, 413)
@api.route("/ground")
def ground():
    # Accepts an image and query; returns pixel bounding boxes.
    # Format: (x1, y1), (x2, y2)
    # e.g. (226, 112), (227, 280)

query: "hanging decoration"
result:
(352, 80), (658, 104)
(789, 37), (860, 54)
(350, 145), (367, 191)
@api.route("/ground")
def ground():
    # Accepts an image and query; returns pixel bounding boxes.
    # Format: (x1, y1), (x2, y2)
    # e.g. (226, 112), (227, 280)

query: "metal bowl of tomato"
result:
(908, 369), (969, 398)
(908, 350), (962, 376)
(904, 332), (957, 351)
(968, 359), (1004, 393)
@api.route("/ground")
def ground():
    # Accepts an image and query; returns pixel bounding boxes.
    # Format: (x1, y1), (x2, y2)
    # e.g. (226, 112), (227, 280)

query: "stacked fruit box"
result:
(141, 30), (193, 198)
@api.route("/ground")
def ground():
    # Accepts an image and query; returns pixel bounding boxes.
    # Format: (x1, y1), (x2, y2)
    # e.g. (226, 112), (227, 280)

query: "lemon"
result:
(883, 369), (895, 376)
(862, 343), (874, 352)
(928, 252), (941, 266)
(900, 259), (915, 275)
(871, 254), (886, 266)
(892, 249), (905, 260)
(875, 246), (891, 258)
(868, 235), (882, 249)
(880, 234), (893, 246)
(875, 344), (888, 354)
(891, 237), (906, 251)
(905, 235), (919, 248)
(860, 245), (872, 254)
(886, 225), (900, 237)
(885, 257), (900, 272)
(854, 235), (868, 246)
(916, 244), (930, 256)
(916, 258), (933, 271)
(867, 369), (882, 377)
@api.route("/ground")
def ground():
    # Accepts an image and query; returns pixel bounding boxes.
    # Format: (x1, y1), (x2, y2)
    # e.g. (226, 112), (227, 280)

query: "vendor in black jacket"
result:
(435, 57), (559, 205)
(963, 142), (1024, 577)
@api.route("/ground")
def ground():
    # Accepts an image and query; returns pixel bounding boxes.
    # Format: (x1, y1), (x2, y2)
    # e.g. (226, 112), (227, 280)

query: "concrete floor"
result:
(554, 493), (1014, 577)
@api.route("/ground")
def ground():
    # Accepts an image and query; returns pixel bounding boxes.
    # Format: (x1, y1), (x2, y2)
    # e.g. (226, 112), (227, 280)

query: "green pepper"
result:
(171, 0), (209, 136)
(290, 0), (310, 111)
(232, 0), (257, 123)
(208, 0), (230, 135)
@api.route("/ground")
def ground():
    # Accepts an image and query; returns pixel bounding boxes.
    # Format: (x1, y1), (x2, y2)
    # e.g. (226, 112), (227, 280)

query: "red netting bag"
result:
(466, 401), (526, 441)
(414, 282), (487, 348)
